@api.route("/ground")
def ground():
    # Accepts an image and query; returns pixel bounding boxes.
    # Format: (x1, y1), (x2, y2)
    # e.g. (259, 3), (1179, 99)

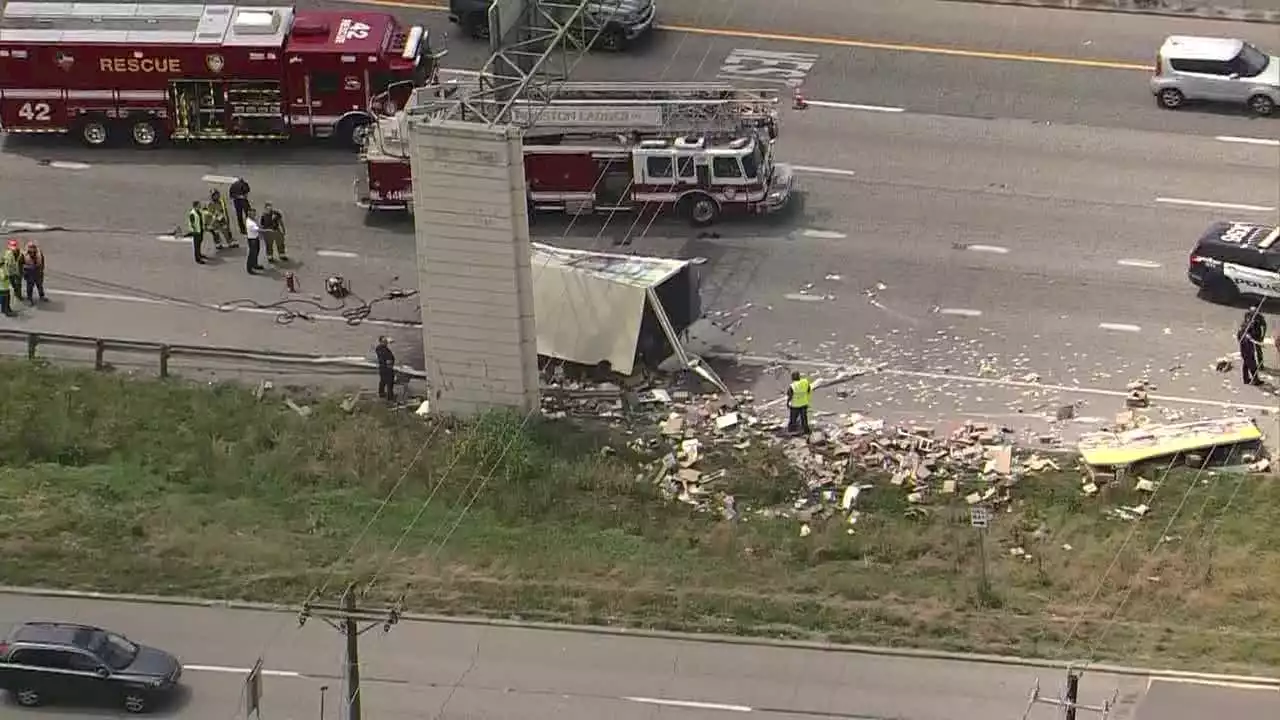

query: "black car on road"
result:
(0, 621), (183, 713)
(1188, 221), (1280, 302)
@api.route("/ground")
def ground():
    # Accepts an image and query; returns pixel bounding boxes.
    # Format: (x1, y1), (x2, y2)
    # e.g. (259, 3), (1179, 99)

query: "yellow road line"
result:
(345, 0), (1151, 72)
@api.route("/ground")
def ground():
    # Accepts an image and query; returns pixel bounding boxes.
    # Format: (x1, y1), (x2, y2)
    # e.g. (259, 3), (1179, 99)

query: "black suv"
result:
(0, 621), (183, 713)
(448, 0), (656, 51)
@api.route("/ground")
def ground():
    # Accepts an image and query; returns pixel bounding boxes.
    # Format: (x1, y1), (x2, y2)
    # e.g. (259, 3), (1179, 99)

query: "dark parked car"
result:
(0, 621), (183, 713)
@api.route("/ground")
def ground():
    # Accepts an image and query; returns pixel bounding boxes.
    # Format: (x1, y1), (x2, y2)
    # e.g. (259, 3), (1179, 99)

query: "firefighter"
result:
(187, 200), (207, 264)
(786, 370), (813, 436)
(259, 202), (288, 262)
(228, 177), (252, 235)
(0, 241), (15, 316)
(3, 239), (21, 303)
(375, 336), (396, 401)
(21, 240), (45, 303)
(203, 189), (237, 249)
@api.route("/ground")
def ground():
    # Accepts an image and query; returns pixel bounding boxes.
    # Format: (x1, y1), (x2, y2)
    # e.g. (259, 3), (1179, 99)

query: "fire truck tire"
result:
(680, 193), (720, 227)
(128, 118), (163, 149)
(336, 116), (372, 151)
(76, 116), (112, 148)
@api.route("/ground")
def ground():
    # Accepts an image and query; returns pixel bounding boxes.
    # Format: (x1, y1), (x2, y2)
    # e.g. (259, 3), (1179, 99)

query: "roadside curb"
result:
(2, 585), (1278, 686)
(943, 0), (1280, 24)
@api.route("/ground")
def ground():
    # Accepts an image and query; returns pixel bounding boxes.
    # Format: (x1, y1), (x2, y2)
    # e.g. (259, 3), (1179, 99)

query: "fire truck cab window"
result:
(646, 156), (674, 179)
(311, 72), (340, 95)
(712, 156), (743, 179)
(677, 156), (696, 179)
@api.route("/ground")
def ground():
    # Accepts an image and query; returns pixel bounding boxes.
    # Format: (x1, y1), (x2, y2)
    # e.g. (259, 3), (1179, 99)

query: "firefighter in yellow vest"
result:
(202, 189), (237, 250)
(786, 370), (812, 436)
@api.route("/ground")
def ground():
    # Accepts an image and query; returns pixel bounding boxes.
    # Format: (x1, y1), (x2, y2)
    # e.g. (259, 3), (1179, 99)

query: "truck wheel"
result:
(77, 116), (111, 147)
(680, 193), (720, 227)
(466, 13), (489, 40)
(336, 116), (372, 151)
(129, 118), (163, 148)
(592, 28), (625, 52)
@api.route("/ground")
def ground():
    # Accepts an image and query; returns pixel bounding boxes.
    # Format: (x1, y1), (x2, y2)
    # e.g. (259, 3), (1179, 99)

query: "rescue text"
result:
(99, 57), (183, 73)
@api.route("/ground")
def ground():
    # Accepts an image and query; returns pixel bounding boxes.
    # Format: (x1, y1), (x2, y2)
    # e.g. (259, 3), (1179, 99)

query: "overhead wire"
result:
(339, 3), (757, 718)
(354, 0), (729, 600)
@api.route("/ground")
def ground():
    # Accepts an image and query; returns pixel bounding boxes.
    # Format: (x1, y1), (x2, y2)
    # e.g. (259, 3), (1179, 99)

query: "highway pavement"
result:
(0, 0), (1277, 444)
(4, 592), (1279, 720)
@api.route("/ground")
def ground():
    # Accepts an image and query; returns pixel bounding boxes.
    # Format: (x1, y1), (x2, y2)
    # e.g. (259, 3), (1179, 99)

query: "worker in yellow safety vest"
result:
(202, 189), (237, 250)
(786, 370), (812, 436)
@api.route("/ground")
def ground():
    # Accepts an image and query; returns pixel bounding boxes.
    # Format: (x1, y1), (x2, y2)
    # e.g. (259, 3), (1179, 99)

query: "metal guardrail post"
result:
(25, 333), (37, 360)
(159, 345), (171, 379)
(94, 339), (106, 371)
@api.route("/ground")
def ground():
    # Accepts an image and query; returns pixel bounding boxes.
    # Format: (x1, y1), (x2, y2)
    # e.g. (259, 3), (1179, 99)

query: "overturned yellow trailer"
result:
(1077, 417), (1263, 468)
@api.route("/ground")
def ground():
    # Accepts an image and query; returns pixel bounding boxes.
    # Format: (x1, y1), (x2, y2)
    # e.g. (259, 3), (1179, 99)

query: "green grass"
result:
(2, 361), (1280, 672)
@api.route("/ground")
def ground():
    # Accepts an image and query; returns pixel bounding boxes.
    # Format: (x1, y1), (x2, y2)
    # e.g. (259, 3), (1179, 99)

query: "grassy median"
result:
(1, 361), (1278, 672)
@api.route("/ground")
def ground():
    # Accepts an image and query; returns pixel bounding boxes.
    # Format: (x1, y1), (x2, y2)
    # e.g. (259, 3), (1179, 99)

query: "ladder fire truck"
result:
(0, 0), (439, 148)
(356, 81), (796, 226)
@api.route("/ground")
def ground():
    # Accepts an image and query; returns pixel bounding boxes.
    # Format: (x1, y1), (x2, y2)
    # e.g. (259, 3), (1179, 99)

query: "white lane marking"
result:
(201, 174), (239, 184)
(316, 249), (360, 258)
(1, 220), (51, 231)
(783, 293), (826, 302)
(802, 99), (905, 113)
(800, 229), (847, 239)
(47, 161), (91, 170)
(624, 696), (753, 713)
(938, 308), (982, 317)
(715, 352), (1279, 412)
(1117, 258), (1162, 269)
(1153, 677), (1280, 692)
(1098, 322), (1141, 332)
(184, 664), (303, 678)
(792, 165), (857, 177)
(156, 235), (188, 244)
(966, 244), (1009, 254)
(1216, 135), (1280, 147)
(717, 48), (818, 87)
(1155, 197), (1276, 213)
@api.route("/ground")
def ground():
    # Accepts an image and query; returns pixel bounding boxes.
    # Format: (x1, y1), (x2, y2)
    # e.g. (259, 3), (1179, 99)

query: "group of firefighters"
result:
(185, 177), (288, 273)
(0, 237), (46, 317)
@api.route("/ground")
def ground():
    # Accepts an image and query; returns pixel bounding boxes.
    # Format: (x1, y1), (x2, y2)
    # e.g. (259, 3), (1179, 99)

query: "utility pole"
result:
(298, 583), (401, 720)
(1022, 666), (1117, 720)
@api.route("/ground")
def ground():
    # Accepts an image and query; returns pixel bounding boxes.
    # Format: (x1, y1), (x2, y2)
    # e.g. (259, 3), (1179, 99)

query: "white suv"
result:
(1151, 35), (1280, 116)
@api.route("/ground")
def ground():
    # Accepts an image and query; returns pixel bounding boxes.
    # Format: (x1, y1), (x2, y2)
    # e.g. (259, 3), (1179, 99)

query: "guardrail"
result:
(0, 328), (428, 380)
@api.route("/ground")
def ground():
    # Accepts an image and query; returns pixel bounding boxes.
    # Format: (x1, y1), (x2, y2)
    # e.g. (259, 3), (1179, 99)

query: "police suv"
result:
(1189, 221), (1280, 301)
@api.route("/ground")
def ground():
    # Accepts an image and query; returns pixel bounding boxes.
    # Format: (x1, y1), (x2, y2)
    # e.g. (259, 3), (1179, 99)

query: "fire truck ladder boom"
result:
(510, 82), (779, 136)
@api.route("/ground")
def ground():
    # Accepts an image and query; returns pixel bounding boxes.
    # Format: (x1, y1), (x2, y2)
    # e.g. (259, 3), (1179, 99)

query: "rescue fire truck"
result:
(0, 0), (439, 148)
(356, 81), (796, 226)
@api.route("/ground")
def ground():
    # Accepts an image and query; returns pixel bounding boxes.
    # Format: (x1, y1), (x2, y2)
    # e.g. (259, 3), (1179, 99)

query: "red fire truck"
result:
(356, 82), (797, 226)
(0, 1), (439, 148)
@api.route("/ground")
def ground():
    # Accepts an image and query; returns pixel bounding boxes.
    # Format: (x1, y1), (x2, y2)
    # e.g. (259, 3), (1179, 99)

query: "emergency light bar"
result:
(401, 25), (423, 61)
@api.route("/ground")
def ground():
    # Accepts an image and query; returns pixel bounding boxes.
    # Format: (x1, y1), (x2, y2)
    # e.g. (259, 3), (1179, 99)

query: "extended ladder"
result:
(401, 81), (781, 139)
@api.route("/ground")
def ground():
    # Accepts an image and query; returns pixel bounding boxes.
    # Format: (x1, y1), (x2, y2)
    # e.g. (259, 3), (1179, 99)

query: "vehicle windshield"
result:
(87, 631), (138, 670)
(1236, 43), (1270, 76)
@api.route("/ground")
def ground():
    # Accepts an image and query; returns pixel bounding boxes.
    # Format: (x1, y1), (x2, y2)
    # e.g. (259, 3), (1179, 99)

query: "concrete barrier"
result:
(942, 0), (1280, 23)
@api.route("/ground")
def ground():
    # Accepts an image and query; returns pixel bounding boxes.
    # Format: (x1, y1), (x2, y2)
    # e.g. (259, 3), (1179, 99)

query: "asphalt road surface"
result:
(1, 0), (1278, 445)
(1, 593), (1277, 720)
